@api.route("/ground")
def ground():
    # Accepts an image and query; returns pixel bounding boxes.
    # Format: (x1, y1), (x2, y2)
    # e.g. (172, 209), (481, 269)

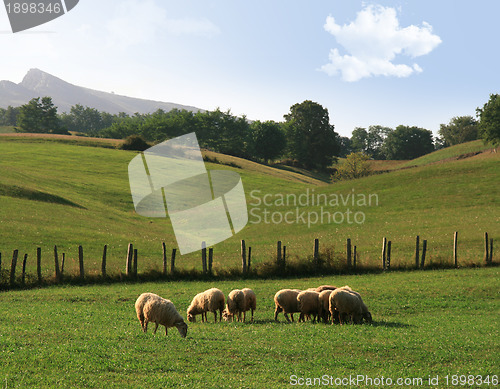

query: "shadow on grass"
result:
(0, 183), (85, 209)
(370, 320), (413, 329)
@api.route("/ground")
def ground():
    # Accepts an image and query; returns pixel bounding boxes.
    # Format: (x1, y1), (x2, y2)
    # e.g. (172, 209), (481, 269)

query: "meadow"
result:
(0, 135), (498, 284)
(0, 267), (498, 388)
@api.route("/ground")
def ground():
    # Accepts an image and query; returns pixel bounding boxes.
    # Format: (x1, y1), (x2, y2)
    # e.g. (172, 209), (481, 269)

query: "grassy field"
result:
(0, 135), (498, 283)
(0, 267), (498, 388)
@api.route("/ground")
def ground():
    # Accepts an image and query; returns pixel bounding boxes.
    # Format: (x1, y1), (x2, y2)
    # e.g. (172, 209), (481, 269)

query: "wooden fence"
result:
(0, 231), (495, 288)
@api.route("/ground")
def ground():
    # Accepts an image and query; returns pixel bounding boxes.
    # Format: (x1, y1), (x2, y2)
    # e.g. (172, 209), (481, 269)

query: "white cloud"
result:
(320, 5), (442, 82)
(106, 0), (220, 49)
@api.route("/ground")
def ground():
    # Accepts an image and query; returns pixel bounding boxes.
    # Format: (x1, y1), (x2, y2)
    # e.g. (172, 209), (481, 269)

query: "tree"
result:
(439, 116), (478, 147)
(332, 152), (371, 181)
(0, 106), (20, 126)
(351, 125), (392, 159)
(250, 120), (286, 162)
(382, 125), (434, 160)
(476, 94), (500, 147)
(60, 104), (107, 134)
(284, 100), (339, 169)
(16, 97), (66, 134)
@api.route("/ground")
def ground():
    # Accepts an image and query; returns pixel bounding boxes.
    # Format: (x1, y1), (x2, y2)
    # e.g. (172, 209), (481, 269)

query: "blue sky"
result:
(0, 0), (498, 137)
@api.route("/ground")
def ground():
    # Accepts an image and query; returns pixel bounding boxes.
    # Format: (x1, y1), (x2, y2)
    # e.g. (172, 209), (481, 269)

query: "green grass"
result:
(0, 126), (16, 134)
(400, 140), (494, 168)
(0, 136), (498, 283)
(0, 267), (498, 388)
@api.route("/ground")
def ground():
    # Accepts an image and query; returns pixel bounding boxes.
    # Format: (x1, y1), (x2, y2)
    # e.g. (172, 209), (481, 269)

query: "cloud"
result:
(320, 5), (442, 82)
(106, 0), (220, 49)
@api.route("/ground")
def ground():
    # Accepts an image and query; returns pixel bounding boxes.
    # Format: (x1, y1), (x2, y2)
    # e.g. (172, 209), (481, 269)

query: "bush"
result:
(120, 135), (150, 151)
(332, 152), (371, 181)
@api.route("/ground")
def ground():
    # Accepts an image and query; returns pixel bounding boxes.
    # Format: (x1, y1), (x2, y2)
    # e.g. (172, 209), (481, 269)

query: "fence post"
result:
(346, 238), (352, 269)
(454, 232), (458, 268)
(162, 242), (167, 275)
(201, 242), (207, 274)
(10, 249), (18, 286)
(415, 236), (420, 269)
(313, 239), (319, 262)
(208, 248), (213, 275)
(241, 240), (247, 274)
(247, 247), (252, 272)
(126, 243), (133, 276)
(283, 246), (287, 265)
(54, 245), (61, 282)
(387, 241), (392, 270)
(37, 247), (42, 283)
(78, 245), (84, 280)
(21, 254), (28, 285)
(171, 249), (176, 274)
(61, 253), (66, 274)
(102, 245), (107, 278)
(382, 237), (387, 270)
(421, 240), (427, 269)
(484, 232), (489, 264)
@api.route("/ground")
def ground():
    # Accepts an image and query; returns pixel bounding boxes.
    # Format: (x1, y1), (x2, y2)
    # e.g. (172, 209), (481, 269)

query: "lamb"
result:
(187, 288), (225, 323)
(223, 287), (257, 322)
(135, 293), (188, 338)
(274, 289), (302, 322)
(329, 286), (372, 324)
(297, 290), (322, 323)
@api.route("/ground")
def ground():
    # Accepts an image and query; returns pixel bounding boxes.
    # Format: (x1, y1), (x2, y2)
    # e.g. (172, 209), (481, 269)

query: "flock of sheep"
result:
(134, 285), (372, 338)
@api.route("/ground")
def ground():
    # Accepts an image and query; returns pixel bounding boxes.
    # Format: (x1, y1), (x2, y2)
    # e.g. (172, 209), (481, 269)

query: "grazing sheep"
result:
(274, 289), (302, 322)
(241, 288), (257, 322)
(187, 288), (225, 323)
(223, 288), (257, 322)
(297, 290), (322, 323)
(224, 289), (245, 322)
(318, 289), (337, 323)
(144, 297), (188, 338)
(135, 292), (161, 332)
(329, 287), (372, 324)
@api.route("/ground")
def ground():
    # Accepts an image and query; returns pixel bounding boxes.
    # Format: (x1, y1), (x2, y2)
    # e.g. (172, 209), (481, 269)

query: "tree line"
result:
(2, 94), (499, 169)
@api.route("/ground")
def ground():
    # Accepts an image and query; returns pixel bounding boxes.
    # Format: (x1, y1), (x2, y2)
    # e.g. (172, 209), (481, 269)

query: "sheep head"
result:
(175, 321), (188, 338)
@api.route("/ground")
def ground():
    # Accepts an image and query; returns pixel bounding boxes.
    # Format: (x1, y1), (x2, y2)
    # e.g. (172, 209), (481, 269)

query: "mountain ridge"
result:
(0, 68), (204, 115)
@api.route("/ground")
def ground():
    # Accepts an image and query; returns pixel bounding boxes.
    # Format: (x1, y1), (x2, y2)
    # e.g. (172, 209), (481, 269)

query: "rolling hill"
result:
(0, 135), (498, 281)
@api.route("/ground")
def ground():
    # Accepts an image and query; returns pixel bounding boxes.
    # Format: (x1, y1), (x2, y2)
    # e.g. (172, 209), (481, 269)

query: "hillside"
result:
(0, 136), (498, 280)
(0, 68), (203, 114)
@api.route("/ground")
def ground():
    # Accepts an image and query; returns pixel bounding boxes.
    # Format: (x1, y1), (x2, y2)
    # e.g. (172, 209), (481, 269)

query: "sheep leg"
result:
(165, 327), (168, 336)
(242, 311), (245, 323)
(214, 311), (217, 323)
(144, 320), (148, 332)
(251, 309), (254, 322)
(153, 323), (159, 334)
(274, 306), (282, 322)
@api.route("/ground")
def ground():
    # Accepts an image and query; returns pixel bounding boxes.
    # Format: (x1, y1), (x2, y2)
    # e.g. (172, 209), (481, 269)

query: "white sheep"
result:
(223, 288), (257, 322)
(315, 285), (337, 293)
(135, 293), (188, 338)
(187, 287), (225, 323)
(318, 289), (335, 323)
(297, 290), (322, 323)
(274, 289), (302, 322)
(329, 286), (372, 324)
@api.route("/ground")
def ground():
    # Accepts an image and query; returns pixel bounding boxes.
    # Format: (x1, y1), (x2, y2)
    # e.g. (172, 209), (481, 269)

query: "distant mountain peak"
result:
(0, 69), (204, 115)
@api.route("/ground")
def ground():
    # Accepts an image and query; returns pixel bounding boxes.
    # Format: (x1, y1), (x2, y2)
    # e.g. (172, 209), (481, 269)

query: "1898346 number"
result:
(5, 2), (62, 14)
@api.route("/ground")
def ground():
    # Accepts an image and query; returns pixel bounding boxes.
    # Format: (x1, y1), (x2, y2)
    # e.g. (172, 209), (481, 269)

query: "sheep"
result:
(135, 292), (161, 332)
(143, 298), (188, 338)
(274, 289), (302, 322)
(223, 288), (257, 322)
(223, 289), (245, 322)
(187, 288), (225, 323)
(241, 288), (257, 322)
(318, 289), (337, 323)
(297, 290), (322, 323)
(329, 287), (372, 324)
